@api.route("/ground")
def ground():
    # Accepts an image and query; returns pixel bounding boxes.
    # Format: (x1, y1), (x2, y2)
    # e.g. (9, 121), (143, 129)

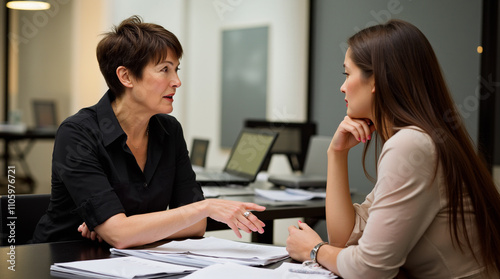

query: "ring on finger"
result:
(243, 211), (251, 218)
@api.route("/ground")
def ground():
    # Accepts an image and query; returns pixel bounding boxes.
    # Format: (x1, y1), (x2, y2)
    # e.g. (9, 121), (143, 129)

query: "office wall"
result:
(70, 0), (108, 113)
(9, 1), (74, 194)
(183, 0), (309, 170)
(310, 0), (482, 195)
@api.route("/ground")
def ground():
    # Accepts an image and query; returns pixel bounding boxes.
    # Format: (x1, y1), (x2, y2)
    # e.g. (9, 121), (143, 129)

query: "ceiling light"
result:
(6, 0), (51, 10)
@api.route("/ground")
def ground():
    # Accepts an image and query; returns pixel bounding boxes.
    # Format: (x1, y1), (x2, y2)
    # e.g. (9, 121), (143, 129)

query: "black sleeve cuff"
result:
(75, 190), (125, 231)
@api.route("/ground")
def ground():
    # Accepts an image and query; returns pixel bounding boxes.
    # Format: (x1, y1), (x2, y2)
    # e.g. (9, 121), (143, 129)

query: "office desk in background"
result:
(0, 239), (289, 279)
(206, 189), (365, 244)
(0, 129), (56, 194)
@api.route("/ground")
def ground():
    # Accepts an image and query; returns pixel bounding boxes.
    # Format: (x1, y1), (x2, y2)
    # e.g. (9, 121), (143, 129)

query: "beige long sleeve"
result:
(336, 128), (489, 279)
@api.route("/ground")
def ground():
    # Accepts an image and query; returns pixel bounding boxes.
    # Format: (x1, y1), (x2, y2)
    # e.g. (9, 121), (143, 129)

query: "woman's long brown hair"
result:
(348, 19), (500, 273)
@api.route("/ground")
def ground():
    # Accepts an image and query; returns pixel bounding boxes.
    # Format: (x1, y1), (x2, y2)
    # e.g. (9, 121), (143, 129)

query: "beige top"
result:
(336, 128), (495, 279)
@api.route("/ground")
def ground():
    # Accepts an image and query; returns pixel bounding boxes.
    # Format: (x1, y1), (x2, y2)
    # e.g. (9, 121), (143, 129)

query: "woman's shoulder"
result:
(58, 107), (99, 133)
(384, 126), (435, 154)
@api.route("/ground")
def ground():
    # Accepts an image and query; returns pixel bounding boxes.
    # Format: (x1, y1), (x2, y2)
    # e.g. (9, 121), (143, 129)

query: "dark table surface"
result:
(1, 240), (112, 279)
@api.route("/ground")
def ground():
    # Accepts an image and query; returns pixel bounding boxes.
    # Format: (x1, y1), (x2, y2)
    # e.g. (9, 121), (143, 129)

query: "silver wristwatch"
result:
(310, 241), (328, 263)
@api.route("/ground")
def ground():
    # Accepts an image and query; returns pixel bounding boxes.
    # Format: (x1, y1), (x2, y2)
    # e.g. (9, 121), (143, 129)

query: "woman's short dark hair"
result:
(96, 15), (183, 97)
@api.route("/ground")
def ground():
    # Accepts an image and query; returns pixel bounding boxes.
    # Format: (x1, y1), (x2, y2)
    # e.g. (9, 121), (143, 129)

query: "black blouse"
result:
(32, 91), (204, 243)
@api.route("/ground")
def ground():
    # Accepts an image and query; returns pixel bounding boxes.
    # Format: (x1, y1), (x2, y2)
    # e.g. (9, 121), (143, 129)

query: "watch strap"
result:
(310, 241), (328, 263)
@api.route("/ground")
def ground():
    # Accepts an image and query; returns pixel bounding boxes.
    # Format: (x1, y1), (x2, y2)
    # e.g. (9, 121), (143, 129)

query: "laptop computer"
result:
(267, 135), (330, 188)
(195, 128), (278, 186)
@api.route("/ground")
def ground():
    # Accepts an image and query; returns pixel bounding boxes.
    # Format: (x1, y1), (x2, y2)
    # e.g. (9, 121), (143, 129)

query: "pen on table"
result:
(288, 267), (334, 275)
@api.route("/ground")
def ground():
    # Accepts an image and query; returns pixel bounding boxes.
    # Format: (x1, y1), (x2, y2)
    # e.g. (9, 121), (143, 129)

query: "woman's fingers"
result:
(238, 211), (265, 234)
(342, 116), (374, 143)
(330, 116), (376, 153)
(78, 222), (102, 242)
(227, 220), (243, 239)
(206, 199), (267, 238)
(345, 118), (369, 142)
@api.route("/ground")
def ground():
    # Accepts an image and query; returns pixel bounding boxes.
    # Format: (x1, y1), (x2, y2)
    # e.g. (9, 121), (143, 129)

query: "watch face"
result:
(311, 242), (326, 262)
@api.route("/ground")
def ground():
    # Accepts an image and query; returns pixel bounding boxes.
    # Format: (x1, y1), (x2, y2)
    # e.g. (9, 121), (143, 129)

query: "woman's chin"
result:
(158, 107), (173, 115)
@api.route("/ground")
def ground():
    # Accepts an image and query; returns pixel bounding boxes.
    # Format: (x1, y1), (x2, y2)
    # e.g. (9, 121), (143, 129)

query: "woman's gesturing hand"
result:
(204, 199), (266, 238)
(329, 116), (376, 153)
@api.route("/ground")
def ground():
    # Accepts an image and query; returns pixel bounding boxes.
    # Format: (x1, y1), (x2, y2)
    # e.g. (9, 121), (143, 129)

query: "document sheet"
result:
(50, 256), (198, 279)
(182, 262), (337, 278)
(111, 237), (289, 268)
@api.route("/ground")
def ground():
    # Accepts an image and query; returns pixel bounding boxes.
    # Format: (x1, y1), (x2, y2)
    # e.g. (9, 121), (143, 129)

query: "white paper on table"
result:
(183, 262), (338, 279)
(182, 262), (279, 279)
(111, 250), (217, 268)
(255, 188), (317, 201)
(50, 256), (198, 279)
(285, 188), (327, 198)
(111, 237), (289, 267)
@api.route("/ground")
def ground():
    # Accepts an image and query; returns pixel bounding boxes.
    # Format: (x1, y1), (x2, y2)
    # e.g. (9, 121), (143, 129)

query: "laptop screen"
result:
(224, 129), (277, 177)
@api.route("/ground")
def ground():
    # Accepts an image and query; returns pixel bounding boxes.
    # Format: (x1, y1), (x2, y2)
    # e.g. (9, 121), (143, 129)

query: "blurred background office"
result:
(0, 0), (498, 244)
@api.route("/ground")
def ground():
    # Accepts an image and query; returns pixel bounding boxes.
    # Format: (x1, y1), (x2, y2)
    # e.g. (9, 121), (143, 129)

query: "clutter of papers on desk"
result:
(50, 237), (337, 278)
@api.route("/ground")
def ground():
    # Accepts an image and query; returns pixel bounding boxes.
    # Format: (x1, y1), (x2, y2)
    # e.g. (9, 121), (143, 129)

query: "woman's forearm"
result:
(95, 200), (209, 248)
(326, 150), (355, 247)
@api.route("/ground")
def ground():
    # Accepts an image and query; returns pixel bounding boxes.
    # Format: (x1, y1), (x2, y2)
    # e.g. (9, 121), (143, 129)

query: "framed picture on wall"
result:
(32, 100), (58, 130)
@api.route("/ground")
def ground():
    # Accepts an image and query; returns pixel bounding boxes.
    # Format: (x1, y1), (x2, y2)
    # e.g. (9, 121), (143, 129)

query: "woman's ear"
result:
(116, 66), (133, 88)
(370, 76), (376, 93)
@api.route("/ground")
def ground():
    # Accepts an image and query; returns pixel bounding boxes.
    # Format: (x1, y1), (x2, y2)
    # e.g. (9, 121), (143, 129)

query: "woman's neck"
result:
(112, 97), (150, 141)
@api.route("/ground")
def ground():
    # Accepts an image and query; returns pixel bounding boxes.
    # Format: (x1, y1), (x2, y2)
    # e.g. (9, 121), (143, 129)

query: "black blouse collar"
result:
(95, 90), (170, 148)
(96, 90), (126, 147)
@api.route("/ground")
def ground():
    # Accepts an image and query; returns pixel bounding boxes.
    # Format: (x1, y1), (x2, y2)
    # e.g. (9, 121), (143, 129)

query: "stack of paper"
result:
(50, 256), (198, 279)
(111, 237), (289, 268)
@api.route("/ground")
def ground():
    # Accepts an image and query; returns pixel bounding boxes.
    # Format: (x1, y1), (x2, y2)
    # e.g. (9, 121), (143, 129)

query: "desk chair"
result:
(244, 120), (317, 171)
(0, 194), (50, 246)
